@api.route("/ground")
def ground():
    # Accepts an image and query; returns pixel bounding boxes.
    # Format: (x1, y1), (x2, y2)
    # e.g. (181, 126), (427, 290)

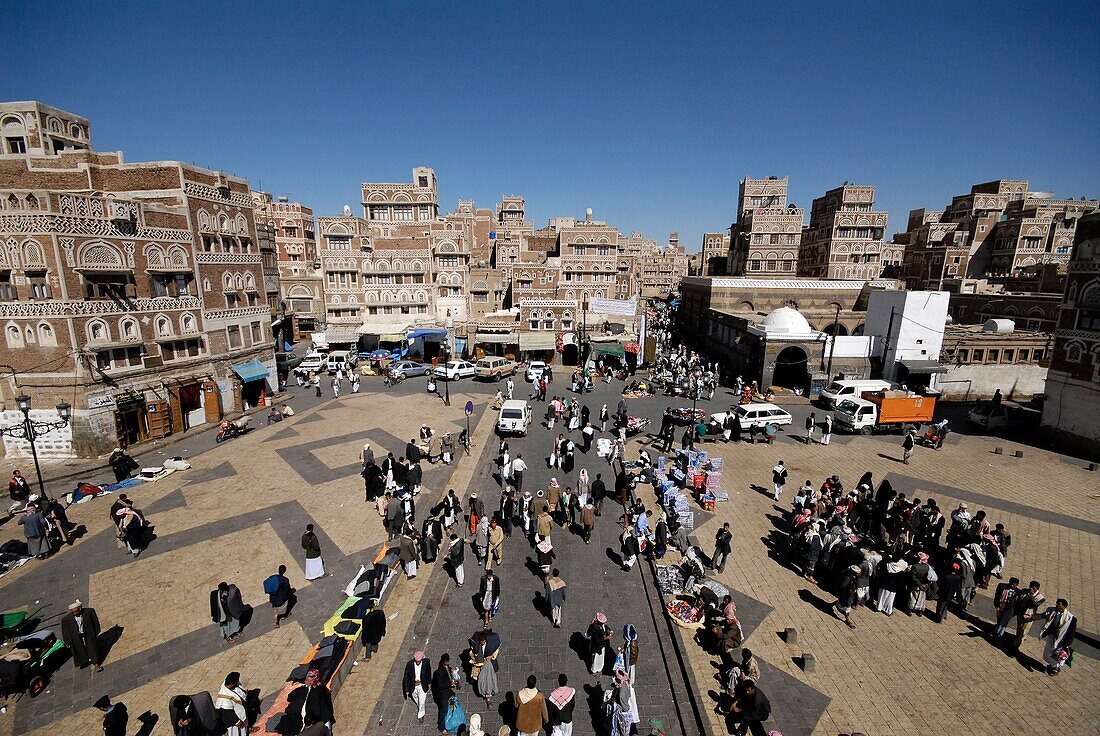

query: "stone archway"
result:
(772, 345), (810, 392)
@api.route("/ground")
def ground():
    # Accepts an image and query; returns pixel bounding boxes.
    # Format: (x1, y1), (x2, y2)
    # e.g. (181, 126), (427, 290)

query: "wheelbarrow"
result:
(0, 605), (47, 642)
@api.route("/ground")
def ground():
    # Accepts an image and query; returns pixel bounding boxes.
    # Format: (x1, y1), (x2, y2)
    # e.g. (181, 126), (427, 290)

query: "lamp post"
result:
(442, 343), (451, 407)
(1, 394), (72, 501)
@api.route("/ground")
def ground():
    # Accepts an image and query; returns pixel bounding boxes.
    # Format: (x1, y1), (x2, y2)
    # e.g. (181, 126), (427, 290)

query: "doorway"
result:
(772, 345), (810, 392)
(115, 403), (148, 447)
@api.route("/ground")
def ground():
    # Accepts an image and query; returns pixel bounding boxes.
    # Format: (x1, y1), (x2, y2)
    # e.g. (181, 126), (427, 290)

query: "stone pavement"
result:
(1, 372), (1095, 736)
(0, 378), (482, 735)
(650, 389), (1099, 736)
(367, 379), (704, 735)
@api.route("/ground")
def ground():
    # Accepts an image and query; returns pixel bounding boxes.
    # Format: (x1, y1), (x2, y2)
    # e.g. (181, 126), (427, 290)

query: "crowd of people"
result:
(777, 470), (1078, 676)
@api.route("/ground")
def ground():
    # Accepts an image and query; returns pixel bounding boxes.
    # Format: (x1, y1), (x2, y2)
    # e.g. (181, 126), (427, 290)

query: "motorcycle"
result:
(215, 416), (252, 443)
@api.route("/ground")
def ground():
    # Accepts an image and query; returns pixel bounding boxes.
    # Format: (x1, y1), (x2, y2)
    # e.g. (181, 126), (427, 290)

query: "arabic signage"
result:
(588, 297), (637, 316)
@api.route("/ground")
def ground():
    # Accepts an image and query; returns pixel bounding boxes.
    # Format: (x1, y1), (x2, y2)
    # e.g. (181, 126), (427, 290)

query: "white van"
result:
(326, 350), (357, 374)
(818, 379), (896, 408)
(497, 400), (532, 436)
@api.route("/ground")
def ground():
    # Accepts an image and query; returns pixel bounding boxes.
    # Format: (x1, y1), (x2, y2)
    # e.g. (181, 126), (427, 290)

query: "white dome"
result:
(760, 306), (813, 334)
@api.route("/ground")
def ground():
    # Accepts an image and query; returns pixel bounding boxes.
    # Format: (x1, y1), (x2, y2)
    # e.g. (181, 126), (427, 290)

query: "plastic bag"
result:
(443, 695), (468, 732)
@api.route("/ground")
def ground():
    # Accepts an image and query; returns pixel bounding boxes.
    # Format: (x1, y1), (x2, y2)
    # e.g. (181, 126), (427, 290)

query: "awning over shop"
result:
(380, 333), (405, 342)
(591, 342), (626, 358)
(356, 321), (411, 336)
(407, 328), (448, 341)
(900, 359), (948, 374)
(519, 331), (557, 350)
(325, 328), (359, 344)
(232, 359), (269, 383)
(477, 331), (518, 344)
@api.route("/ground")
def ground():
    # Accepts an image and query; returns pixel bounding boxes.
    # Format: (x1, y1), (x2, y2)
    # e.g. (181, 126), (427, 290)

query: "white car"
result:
(294, 352), (328, 376)
(525, 361), (547, 382)
(966, 403), (1009, 431)
(433, 360), (476, 381)
(710, 402), (793, 430)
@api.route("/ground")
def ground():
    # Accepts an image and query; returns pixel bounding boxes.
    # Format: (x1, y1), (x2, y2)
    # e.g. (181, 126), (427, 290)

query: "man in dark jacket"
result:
(712, 522), (733, 573)
(292, 668), (334, 731)
(590, 473), (607, 516)
(264, 565), (294, 628)
(209, 582), (245, 641)
(95, 695), (128, 736)
(405, 439), (422, 465)
(60, 600), (103, 672)
(361, 604), (387, 660)
(936, 564), (963, 623)
(402, 651), (432, 720)
(726, 679), (771, 735)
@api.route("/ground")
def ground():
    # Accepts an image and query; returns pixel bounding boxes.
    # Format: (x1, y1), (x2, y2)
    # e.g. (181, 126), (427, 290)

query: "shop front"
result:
(232, 360), (270, 410)
(168, 378), (217, 432)
(518, 331), (557, 364)
(407, 327), (449, 362)
(474, 331), (519, 361)
(114, 389), (149, 448)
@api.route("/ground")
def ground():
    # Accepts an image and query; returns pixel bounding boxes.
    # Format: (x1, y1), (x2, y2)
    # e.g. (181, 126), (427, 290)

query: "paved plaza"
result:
(1, 373), (1097, 735)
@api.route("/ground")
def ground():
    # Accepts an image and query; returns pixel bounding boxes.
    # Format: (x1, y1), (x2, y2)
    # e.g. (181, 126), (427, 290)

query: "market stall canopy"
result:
(232, 359), (269, 383)
(407, 327), (448, 341)
(591, 342), (626, 358)
(356, 321), (411, 336)
(519, 332), (557, 350)
(476, 331), (518, 344)
(900, 359), (948, 374)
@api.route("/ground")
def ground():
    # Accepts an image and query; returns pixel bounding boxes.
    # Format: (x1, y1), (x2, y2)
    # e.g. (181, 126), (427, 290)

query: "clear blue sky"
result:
(3, 1), (1098, 251)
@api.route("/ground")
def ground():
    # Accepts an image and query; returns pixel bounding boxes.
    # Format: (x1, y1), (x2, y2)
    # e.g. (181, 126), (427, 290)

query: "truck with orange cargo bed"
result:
(832, 390), (937, 434)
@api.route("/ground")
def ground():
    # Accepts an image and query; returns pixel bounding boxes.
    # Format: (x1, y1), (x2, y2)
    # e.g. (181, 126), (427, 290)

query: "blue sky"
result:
(3, 1), (1098, 251)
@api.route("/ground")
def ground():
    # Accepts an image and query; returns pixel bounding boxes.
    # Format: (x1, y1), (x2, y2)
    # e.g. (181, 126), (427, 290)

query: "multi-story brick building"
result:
(901, 180), (1097, 289)
(798, 183), (889, 280)
(699, 232), (731, 276)
(727, 176), (804, 277)
(0, 101), (275, 458)
(252, 192), (322, 340)
(1042, 210), (1100, 451)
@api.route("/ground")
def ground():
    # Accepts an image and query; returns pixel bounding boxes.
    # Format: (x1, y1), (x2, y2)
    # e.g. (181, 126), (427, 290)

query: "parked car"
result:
(275, 352), (303, 372)
(497, 400), (532, 436)
(525, 361), (548, 382)
(475, 356), (518, 381)
(434, 360), (476, 381)
(817, 379), (897, 409)
(390, 360), (431, 379)
(966, 403), (1010, 432)
(327, 350), (357, 374)
(710, 402), (793, 430)
(294, 351), (328, 376)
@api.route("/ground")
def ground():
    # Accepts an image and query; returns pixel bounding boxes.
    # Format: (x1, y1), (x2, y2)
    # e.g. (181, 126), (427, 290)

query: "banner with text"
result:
(588, 296), (637, 316)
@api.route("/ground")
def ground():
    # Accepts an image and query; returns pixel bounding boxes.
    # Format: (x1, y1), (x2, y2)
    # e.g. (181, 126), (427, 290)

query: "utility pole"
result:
(825, 304), (841, 380)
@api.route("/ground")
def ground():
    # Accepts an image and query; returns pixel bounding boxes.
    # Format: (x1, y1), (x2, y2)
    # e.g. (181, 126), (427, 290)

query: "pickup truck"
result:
(833, 391), (936, 435)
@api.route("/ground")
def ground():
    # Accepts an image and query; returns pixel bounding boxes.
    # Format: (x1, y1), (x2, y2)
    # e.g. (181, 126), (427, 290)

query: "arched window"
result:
(234, 274), (244, 290)
(37, 322), (57, 347)
(120, 317), (139, 340)
(87, 319), (109, 342)
(1065, 343), (1083, 363)
(223, 273), (233, 291)
(5, 323), (23, 349)
(155, 315), (173, 337)
(181, 313), (196, 333)
(244, 273), (255, 290)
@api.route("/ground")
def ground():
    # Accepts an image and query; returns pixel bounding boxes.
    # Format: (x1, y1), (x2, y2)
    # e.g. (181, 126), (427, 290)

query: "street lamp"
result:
(2, 394), (72, 500)
(442, 344), (451, 407)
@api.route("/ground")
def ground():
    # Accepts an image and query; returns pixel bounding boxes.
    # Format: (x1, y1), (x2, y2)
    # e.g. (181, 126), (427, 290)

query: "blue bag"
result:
(443, 695), (468, 732)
